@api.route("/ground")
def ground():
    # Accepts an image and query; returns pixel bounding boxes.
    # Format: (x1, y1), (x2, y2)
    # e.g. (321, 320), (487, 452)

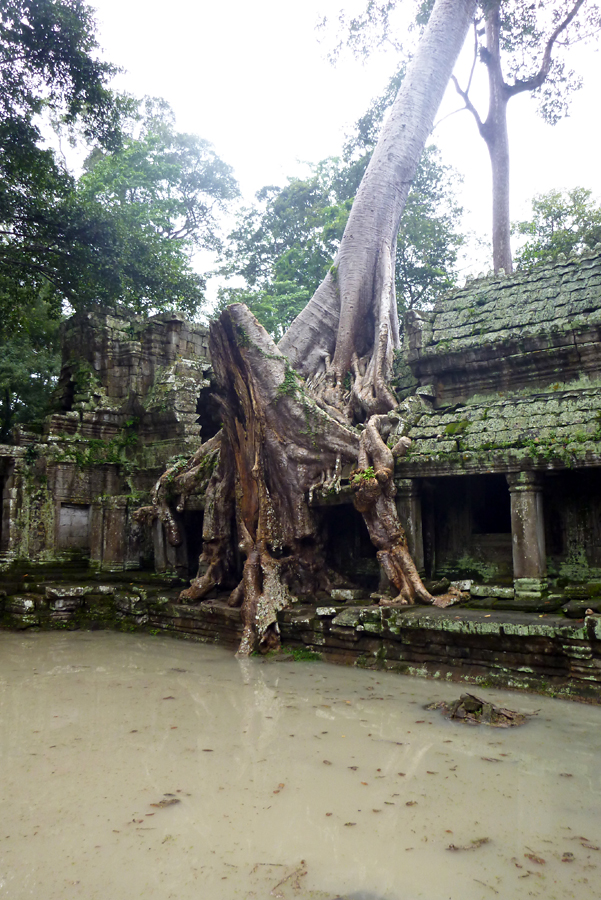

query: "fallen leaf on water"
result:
(426, 771), (437, 775)
(348, 766), (358, 771)
(202, 749), (214, 752)
(344, 822), (356, 827)
(150, 798), (181, 809)
(406, 801), (417, 807)
(361, 781), (368, 785)
(447, 838), (490, 851)
(481, 757), (502, 763)
(524, 853), (545, 865)
(562, 852), (575, 862)
(581, 842), (600, 850)
(372, 809), (381, 813)
(325, 813), (332, 817)
(384, 801), (394, 805)
(323, 760), (332, 765)
(559, 772), (573, 778)
(162, 696), (175, 700)
(397, 772), (406, 776)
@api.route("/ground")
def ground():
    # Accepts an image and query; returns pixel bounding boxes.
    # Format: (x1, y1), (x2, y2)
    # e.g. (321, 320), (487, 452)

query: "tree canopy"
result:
(0, 2), (238, 333)
(513, 187), (601, 267)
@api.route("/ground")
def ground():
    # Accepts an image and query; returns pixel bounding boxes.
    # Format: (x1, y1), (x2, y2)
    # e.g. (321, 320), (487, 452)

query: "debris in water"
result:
(447, 837), (490, 851)
(150, 798), (181, 809)
(425, 693), (535, 727)
(269, 859), (307, 896)
(524, 852), (545, 864)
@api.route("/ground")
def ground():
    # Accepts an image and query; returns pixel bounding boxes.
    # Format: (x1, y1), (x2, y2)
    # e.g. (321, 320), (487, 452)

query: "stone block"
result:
(45, 584), (88, 600)
(470, 584), (514, 599)
(330, 588), (367, 602)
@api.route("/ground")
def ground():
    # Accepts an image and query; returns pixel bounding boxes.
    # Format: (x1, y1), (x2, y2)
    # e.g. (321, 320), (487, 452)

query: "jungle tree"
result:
(320, 0), (601, 274)
(142, 0), (478, 655)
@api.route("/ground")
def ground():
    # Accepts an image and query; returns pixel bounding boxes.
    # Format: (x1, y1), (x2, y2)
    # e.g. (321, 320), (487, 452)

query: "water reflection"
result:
(0, 631), (599, 900)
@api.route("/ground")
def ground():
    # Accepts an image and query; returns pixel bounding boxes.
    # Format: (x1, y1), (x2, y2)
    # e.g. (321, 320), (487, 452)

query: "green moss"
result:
(444, 420), (470, 436)
(276, 366), (300, 400)
(280, 645), (322, 661)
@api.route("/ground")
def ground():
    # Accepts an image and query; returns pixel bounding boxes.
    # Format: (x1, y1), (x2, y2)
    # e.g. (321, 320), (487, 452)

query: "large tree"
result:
(143, 0), (477, 656)
(0, 3), (238, 329)
(320, 0), (601, 274)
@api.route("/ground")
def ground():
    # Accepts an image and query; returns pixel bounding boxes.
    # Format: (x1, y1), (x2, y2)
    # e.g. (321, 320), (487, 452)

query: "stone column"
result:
(396, 478), (425, 574)
(506, 471), (547, 588)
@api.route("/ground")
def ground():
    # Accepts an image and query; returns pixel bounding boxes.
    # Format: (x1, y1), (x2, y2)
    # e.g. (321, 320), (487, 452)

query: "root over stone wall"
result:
(1, 571), (600, 702)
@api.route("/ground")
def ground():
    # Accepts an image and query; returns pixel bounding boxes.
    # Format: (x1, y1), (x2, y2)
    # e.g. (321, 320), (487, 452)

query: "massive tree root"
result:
(351, 415), (461, 609)
(208, 304), (361, 654)
(137, 0), (476, 653)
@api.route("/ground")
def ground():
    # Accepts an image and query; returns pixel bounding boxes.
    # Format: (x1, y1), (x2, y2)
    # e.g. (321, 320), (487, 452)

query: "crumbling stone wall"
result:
(0, 309), (214, 573)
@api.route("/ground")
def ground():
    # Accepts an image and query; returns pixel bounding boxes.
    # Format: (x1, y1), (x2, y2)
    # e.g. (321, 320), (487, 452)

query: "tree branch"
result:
(506, 0), (587, 98)
(451, 74), (485, 135)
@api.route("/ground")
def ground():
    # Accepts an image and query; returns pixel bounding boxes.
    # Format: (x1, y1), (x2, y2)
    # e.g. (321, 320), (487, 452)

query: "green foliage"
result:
(280, 646), (322, 661)
(77, 98), (239, 316)
(352, 466), (376, 483)
(0, 292), (61, 441)
(320, 1), (601, 125)
(276, 367), (301, 400)
(0, 0), (121, 146)
(0, 5), (238, 327)
(513, 188), (601, 268)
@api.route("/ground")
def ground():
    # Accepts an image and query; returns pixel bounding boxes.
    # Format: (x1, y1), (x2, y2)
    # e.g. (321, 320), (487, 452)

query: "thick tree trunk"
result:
(280, 0), (478, 415)
(141, 0), (476, 654)
(480, 2), (513, 275)
(208, 304), (361, 653)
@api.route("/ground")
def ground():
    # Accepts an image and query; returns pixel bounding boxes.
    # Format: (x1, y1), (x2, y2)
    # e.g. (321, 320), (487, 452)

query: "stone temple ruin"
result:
(3, 250), (601, 698)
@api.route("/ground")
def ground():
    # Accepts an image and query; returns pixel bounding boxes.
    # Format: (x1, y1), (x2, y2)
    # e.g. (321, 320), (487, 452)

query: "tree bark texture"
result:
(481, 2), (513, 275)
(280, 0), (478, 416)
(139, 0), (477, 654)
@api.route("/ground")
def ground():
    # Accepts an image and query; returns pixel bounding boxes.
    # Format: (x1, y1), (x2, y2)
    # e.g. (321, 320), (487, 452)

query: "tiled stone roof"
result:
(397, 384), (601, 476)
(413, 249), (601, 360)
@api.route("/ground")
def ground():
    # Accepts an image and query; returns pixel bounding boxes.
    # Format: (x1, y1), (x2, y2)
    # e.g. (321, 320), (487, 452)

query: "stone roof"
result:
(397, 382), (601, 477)
(410, 248), (601, 361)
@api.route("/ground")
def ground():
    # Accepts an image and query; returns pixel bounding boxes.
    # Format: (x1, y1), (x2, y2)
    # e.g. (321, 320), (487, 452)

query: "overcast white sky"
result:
(89, 0), (601, 276)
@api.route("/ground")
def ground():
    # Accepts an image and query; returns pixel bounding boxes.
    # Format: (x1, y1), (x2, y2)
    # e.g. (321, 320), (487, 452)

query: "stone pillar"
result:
(396, 478), (425, 574)
(506, 471), (547, 588)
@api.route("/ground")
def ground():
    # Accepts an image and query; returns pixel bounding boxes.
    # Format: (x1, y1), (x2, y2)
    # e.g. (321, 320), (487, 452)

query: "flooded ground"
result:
(0, 631), (600, 900)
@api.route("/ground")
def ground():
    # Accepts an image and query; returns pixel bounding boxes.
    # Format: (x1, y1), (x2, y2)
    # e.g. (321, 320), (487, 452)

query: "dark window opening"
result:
(195, 386), (222, 441)
(182, 510), (204, 577)
(471, 475), (511, 534)
(320, 504), (379, 590)
(58, 375), (75, 412)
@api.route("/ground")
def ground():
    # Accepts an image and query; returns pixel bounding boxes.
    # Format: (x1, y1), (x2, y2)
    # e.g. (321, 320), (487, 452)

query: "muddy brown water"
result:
(0, 631), (600, 900)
